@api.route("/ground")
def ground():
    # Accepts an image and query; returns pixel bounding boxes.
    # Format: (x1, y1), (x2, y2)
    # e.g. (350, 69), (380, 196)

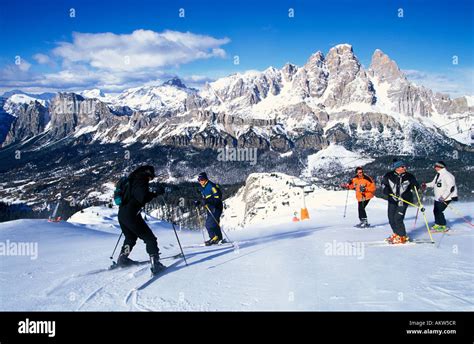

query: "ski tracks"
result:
(44, 263), (152, 310)
(124, 259), (185, 311)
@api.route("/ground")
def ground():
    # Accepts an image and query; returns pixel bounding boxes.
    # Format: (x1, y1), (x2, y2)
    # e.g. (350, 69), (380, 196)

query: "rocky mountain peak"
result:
(162, 77), (187, 89)
(325, 43), (359, 74)
(305, 51), (325, 68)
(281, 63), (298, 82)
(369, 49), (406, 83)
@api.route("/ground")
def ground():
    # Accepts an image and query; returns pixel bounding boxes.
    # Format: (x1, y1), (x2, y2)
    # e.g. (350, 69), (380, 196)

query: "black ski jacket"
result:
(382, 171), (420, 204)
(120, 168), (163, 215)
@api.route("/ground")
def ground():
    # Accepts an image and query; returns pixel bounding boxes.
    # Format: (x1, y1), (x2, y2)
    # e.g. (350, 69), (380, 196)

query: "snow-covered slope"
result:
(1, 187), (472, 311)
(3, 94), (48, 115)
(303, 144), (374, 177)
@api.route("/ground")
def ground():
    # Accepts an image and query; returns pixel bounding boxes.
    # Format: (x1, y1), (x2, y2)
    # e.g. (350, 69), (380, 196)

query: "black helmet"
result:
(131, 165), (155, 179)
(197, 172), (208, 181)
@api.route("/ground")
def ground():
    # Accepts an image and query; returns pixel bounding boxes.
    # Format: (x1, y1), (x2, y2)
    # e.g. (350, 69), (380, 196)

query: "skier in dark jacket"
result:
(382, 160), (420, 244)
(195, 172), (224, 246)
(117, 165), (165, 274)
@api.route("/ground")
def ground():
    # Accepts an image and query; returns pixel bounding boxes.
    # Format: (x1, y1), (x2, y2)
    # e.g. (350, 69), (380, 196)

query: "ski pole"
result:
(413, 190), (424, 229)
(171, 222), (188, 266)
(195, 206), (207, 242)
(110, 232), (123, 261)
(343, 189), (349, 218)
(442, 202), (474, 227)
(204, 204), (233, 244)
(389, 194), (421, 209)
(414, 187), (434, 243)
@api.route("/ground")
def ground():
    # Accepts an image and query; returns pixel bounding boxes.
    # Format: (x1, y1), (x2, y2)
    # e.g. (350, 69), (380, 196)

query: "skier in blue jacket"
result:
(195, 172), (224, 246)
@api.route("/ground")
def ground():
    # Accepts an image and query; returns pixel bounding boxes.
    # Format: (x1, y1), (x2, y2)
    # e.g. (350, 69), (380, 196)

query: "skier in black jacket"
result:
(117, 165), (165, 274)
(382, 160), (420, 244)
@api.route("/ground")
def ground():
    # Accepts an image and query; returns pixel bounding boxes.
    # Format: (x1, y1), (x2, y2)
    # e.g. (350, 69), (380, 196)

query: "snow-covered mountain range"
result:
(1, 44), (473, 152)
(1, 44), (473, 211)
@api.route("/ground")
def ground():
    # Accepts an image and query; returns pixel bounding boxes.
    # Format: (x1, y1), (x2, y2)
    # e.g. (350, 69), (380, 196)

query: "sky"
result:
(0, 0), (472, 96)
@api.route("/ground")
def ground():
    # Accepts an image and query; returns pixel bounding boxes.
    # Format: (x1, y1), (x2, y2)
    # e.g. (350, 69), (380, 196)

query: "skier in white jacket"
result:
(421, 161), (458, 232)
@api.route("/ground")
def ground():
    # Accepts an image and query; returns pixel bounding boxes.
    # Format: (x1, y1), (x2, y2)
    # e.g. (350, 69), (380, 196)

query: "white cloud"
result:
(52, 29), (230, 72)
(0, 29), (230, 93)
(17, 59), (31, 72)
(33, 53), (50, 64)
(404, 68), (474, 98)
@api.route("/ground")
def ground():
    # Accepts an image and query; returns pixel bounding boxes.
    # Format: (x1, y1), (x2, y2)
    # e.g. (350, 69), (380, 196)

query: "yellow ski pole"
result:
(389, 194), (420, 209)
(414, 187), (435, 243)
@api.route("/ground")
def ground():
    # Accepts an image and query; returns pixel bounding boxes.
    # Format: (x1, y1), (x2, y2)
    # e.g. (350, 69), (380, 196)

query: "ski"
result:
(183, 240), (235, 249)
(431, 229), (450, 234)
(109, 252), (182, 270)
(354, 225), (378, 229)
(354, 223), (372, 228)
(160, 253), (183, 260)
(348, 239), (435, 247)
(108, 260), (149, 270)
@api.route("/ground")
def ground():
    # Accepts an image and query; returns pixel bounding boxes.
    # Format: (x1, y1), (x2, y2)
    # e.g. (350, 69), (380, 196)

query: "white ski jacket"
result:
(425, 168), (457, 201)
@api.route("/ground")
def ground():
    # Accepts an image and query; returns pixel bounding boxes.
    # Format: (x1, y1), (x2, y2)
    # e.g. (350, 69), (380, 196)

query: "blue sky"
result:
(0, 0), (472, 96)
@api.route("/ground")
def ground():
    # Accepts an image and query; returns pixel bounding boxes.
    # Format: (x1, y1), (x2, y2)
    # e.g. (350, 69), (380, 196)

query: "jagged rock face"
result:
(369, 49), (406, 84)
(282, 63), (298, 82)
(1, 46), (471, 154)
(190, 125), (236, 148)
(369, 49), (429, 117)
(390, 84), (433, 117)
(0, 98), (15, 145)
(323, 45), (376, 108)
(369, 50), (471, 117)
(292, 52), (328, 98)
(433, 94), (472, 115)
(348, 112), (402, 133)
(237, 130), (270, 149)
(294, 133), (327, 150)
(4, 101), (48, 145)
(48, 93), (118, 139)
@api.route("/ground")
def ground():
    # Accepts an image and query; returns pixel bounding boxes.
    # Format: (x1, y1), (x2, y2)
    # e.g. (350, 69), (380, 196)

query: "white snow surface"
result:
(1, 186), (473, 311)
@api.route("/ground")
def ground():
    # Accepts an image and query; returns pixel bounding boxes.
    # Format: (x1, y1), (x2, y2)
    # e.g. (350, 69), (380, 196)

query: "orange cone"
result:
(300, 208), (310, 220)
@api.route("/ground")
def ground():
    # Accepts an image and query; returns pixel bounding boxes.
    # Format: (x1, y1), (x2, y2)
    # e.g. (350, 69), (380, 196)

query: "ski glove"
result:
(359, 185), (366, 193)
(149, 184), (165, 195)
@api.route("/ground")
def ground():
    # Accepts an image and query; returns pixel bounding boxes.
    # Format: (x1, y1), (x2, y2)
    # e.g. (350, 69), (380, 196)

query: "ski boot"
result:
(431, 224), (448, 232)
(359, 219), (370, 228)
(388, 235), (409, 245)
(205, 235), (220, 246)
(385, 234), (398, 243)
(150, 254), (166, 275)
(116, 253), (139, 267)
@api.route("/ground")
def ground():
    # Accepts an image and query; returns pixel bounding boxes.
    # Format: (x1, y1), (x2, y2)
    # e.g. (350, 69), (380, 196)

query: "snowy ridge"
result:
(303, 144), (374, 177)
(1, 45), (473, 149)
